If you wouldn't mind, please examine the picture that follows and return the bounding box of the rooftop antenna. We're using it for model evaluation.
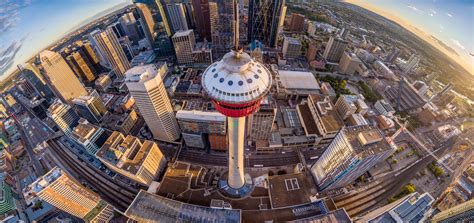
[232,0,241,53]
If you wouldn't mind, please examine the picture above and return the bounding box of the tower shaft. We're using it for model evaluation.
[227,116,246,189]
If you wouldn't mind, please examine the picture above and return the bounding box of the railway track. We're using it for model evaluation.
[47,139,138,211]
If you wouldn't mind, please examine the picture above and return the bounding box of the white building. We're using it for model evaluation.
[323,36,348,63]
[311,125,394,191]
[374,99,395,117]
[373,60,395,80]
[70,119,107,155]
[48,100,80,137]
[39,50,87,102]
[125,64,181,142]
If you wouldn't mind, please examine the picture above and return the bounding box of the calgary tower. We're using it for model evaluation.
[201,0,272,196]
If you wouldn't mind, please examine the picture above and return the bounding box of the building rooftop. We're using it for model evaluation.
[125,190,241,223]
[297,104,318,136]
[342,125,393,157]
[278,70,320,90]
[176,110,226,122]
[96,132,161,175]
[70,120,102,144]
[124,64,160,84]
[267,173,316,208]
[172,29,194,38]
[285,37,301,45]
[310,95,344,135]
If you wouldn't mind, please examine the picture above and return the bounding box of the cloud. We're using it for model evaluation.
[0,36,27,76]
[407,5,420,12]
[0,0,33,34]
[450,39,465,50]
[430,9,437,15]
[445,13,453,18]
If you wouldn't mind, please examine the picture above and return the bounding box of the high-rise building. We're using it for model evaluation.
[311,125,394,191]
[48,100,80,137]
[374,99,395,117]
[39,50,88,103]
[82,42,103,73]
[72,94,107,124]
[306,42,318,62]
[248,0,285,48]
[66,49,97,83]
[338,52,361,75]
[108,21,127,38]
[385,47,400,64]
[323,36,348,63]
[282,37,302,59]
[432,199,474,223]
[192,41,213,65]
[135,3,156,47]
[119,12,142,43]
[400,54,420,73]
[335,95,368,120]
[70,119,110,155]
[247,100,276,142]
[24,167,114,221]
[165,3,189,32]
[210,0,235,57]
[249,40,264,62]
[125,64,181,142]
[172,29,196,65]
[289,13,305,32]
[385,78,427,112]
[18,64,55,99]
[176,110,226,149]
[96,132,167,185]
[90,28,131,78]
[192,0,211,41]
[118,36,135,61]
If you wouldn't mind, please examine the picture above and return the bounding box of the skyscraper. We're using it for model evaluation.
[172,29,196,65]
[248,0,285,48]
[90,28,132,78]
[311,125,394,191]
[66,49,97,83]
[165,3,189,32]
[289,13,305,32]
[18,64,55,99]
[192,0,211,41]
[135,3,156,47]
[125,64,181,142]
[48,100,80,137]
[24,167,114,221]
[323,35,348,63]
[72,95,107,124]
[247,101,276,143]
[401,54,420,73]
[385,47,400,64]
[39,50,88,103]
[119,12,142,43]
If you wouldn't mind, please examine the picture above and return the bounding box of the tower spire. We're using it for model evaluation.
[233,0,240,51]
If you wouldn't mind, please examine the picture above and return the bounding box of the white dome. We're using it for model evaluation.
[202,50,272,104]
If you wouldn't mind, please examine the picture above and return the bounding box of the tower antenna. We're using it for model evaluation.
[233,0,240,51]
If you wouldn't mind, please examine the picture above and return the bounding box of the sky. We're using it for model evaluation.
[347,0,474,75]
[0,0,130,81]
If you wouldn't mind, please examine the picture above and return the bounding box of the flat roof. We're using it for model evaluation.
[267,173,315,208]
[278,70,320,90]
[342,125,392,157]
[297,104,318,136]
[172,29,194,38]
[176,110,226,122]
[125,190,241,223]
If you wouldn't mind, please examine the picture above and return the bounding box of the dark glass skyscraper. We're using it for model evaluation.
[248,0,285,48]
